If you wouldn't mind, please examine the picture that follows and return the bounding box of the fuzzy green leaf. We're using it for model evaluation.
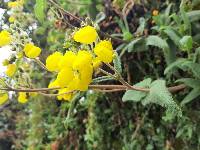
[164,28,181,47]
[187,10,200,22]
[135,17,146,35]
[122,78,152,102]
[146,35,175,64]
[182,61,200,79]
[193,47,200,62]
[143,80,182,119]
[180,1,191,34]
[181,88,200,105]
[176,78,200,88]
[179,36,193,51]
[146,35,169,50]
[113,52,122,74]
[164,58,187,75]
[126,38,147,52]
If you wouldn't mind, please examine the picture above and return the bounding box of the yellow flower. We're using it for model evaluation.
[0,30,12,47]
[9,16,15,23]
[5,64,16,77]
[8,0,23,8]
[73,26,98,44]
[73,50,92,71]
[94,40,114,63]
[8,1,19,8]
[152,10,159,16]
[29,92,38,97]
[48,79,59,88]
[46,52,63,72]
[57,88,73,101]
[0,93,8,105]
[23,43,41,58]
[18,92,28,104]
[56,50,93,91]
[57,68,74,88]
[92,57,101,69]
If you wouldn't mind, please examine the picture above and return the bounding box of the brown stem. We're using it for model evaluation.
[0,84,186,93]
[39,90,75,97]
[48,0,82,22]
[48,0,126,43]
[0,87,60,92]
[93,89,125,92]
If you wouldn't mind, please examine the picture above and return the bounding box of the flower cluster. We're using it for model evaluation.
[0,28,41,105]
[46,25,114,101]
[0,25,114,104]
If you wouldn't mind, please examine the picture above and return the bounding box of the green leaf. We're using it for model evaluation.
[164,58,187,75]
[179,36,193,51]
[146,35,169,50]
[126,38,147,53]
[165,59,200,78]
[165,3,172,17]
[122,78,152,102]
[113,52,122,74]
[176,124,193,139]
[193,47,200,63]
[143,80,182,119]
[182,61,200,79]
[187,10,200,22]
[135,17,146,35]
[146,35,175,64]
[176,78,200,88]
[170,13,182,26]
[164,27,181,47]
[34,0,47,23]
[180,1,191,34]
[164,3,173,24]
[181,88,200,105]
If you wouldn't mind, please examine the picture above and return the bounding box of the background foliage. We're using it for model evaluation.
[1,0,200,149]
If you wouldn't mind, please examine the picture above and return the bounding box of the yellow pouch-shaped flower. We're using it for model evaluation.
[94,40,114,63]
[57,88,73,101]
[5,64,16,77]
[46,52,63,72]
[18,92,28,104]
[24,43,41,58]
[0,30,12,47]
[73,26,98,44]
